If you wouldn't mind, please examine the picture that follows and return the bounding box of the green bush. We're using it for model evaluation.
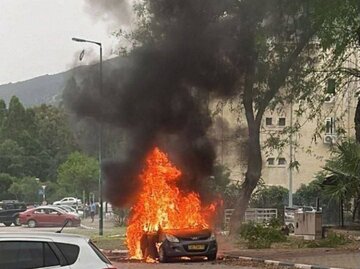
[304,232,348,248]
[239,219,287,249]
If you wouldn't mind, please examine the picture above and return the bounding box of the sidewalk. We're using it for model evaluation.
[217,236,360,269]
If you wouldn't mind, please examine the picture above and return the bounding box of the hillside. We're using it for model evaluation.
[0,57,121,107]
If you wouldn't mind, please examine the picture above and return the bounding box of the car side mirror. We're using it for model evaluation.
[57,212,62,216]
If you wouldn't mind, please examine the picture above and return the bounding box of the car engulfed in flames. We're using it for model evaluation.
[125,147,218,262]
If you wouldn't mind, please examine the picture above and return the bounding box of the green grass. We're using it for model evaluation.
[63,225,127,250]
[91,234,127,250]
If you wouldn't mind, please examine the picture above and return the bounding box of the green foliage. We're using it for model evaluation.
[239,220,287,249]
[57,152,99,199]
[0,173,16,200]
[2,96,27,140]
[208,164,232,197]
[0,98,80,201]
[8,177,39,203]
[293,178,324,207]
[251,185,288,209]
[303,232,348,248]
[0,139,25,177]
[223,183,242,208]
[323,139,360,200]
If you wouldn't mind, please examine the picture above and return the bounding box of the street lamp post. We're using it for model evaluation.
[72,37,104,236]
[42,185,46,205]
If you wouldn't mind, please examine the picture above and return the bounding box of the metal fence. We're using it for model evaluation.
[224,208,278,231]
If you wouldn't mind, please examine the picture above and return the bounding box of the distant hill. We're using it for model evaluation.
[0,72,70,107]
[0,57,121,107]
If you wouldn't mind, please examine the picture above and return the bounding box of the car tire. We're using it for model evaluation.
[158,246,168,263]
[14,216,21,226]
[207,253,217,261]
[66,220,73,227]
[28,219,37,228]
[4,222,12,227]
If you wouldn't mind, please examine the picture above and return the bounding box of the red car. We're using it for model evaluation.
[19,206,81,228]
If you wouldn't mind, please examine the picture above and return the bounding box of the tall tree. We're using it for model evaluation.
[31,105,78,180]
[57,152,99,199]
[2,96,27,141]
[0,139,25,177]
[0,173,16,200]
[0,99,6,129]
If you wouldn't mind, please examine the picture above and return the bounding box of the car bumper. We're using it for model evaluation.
[161,239,217,258]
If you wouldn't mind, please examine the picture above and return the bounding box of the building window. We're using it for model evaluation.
[325,117,335,134]
[265,117,273,126]
[278,158,286,165]
[267,158,275,165]
[278,118,286,127]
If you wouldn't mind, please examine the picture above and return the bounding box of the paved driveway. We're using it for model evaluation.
[112,261,263,269]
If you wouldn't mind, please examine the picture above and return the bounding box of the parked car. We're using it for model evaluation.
[53,197,82,206]
[50,205,81,217]
[143,228,217,262]
[0,232,117,269]
[0,200,27,226]
[19,206,81,228]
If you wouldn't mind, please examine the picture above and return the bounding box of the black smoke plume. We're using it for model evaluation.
[64,1,243,207]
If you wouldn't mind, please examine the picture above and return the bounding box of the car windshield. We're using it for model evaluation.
[59,206,75,212]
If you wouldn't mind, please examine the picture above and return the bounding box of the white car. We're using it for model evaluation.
[0,232,117,269]
[54,205,82,216]
[53,197,82,206]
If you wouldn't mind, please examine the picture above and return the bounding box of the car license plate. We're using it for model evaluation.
[188,244,205,250]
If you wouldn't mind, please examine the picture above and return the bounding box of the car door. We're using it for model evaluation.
[0,240,71,269]
[48,208,66,226]
[33,209,48,226]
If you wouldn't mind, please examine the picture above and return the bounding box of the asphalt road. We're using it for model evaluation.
[112,262,259,269]
[0,223,80,233]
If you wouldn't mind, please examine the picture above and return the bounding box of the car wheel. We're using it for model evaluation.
[66,220,73,227]
[28,219,37,228]
[207,253,217,261]
[14,216,21,226]
[4,222,12,227]
[158,246,168,263]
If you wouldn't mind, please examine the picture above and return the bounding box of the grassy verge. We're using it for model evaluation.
[63,225,127,250]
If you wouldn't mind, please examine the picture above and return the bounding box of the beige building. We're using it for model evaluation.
[213,61,359,192]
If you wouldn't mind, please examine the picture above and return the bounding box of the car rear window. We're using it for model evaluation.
[55,242,80,265]
[88,240,111,264]
[0,241,60,269]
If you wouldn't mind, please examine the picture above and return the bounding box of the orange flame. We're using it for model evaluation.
[126,147,216,259]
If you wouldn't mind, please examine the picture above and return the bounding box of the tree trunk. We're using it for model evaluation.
[355,98,360,143]
[229,119,262,235]
[340,198,344,227]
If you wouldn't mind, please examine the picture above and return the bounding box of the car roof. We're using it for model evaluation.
[31,206,65,210]
[0,232,88,243]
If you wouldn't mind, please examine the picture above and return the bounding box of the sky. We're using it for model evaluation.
[0,0,127,85]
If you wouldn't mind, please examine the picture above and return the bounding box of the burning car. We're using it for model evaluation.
[156,228,217,262]
[125,148,219,263]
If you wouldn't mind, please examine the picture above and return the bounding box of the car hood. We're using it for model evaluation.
[162,228,212,239]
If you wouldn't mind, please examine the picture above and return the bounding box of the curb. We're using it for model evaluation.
[226,255,344,269]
